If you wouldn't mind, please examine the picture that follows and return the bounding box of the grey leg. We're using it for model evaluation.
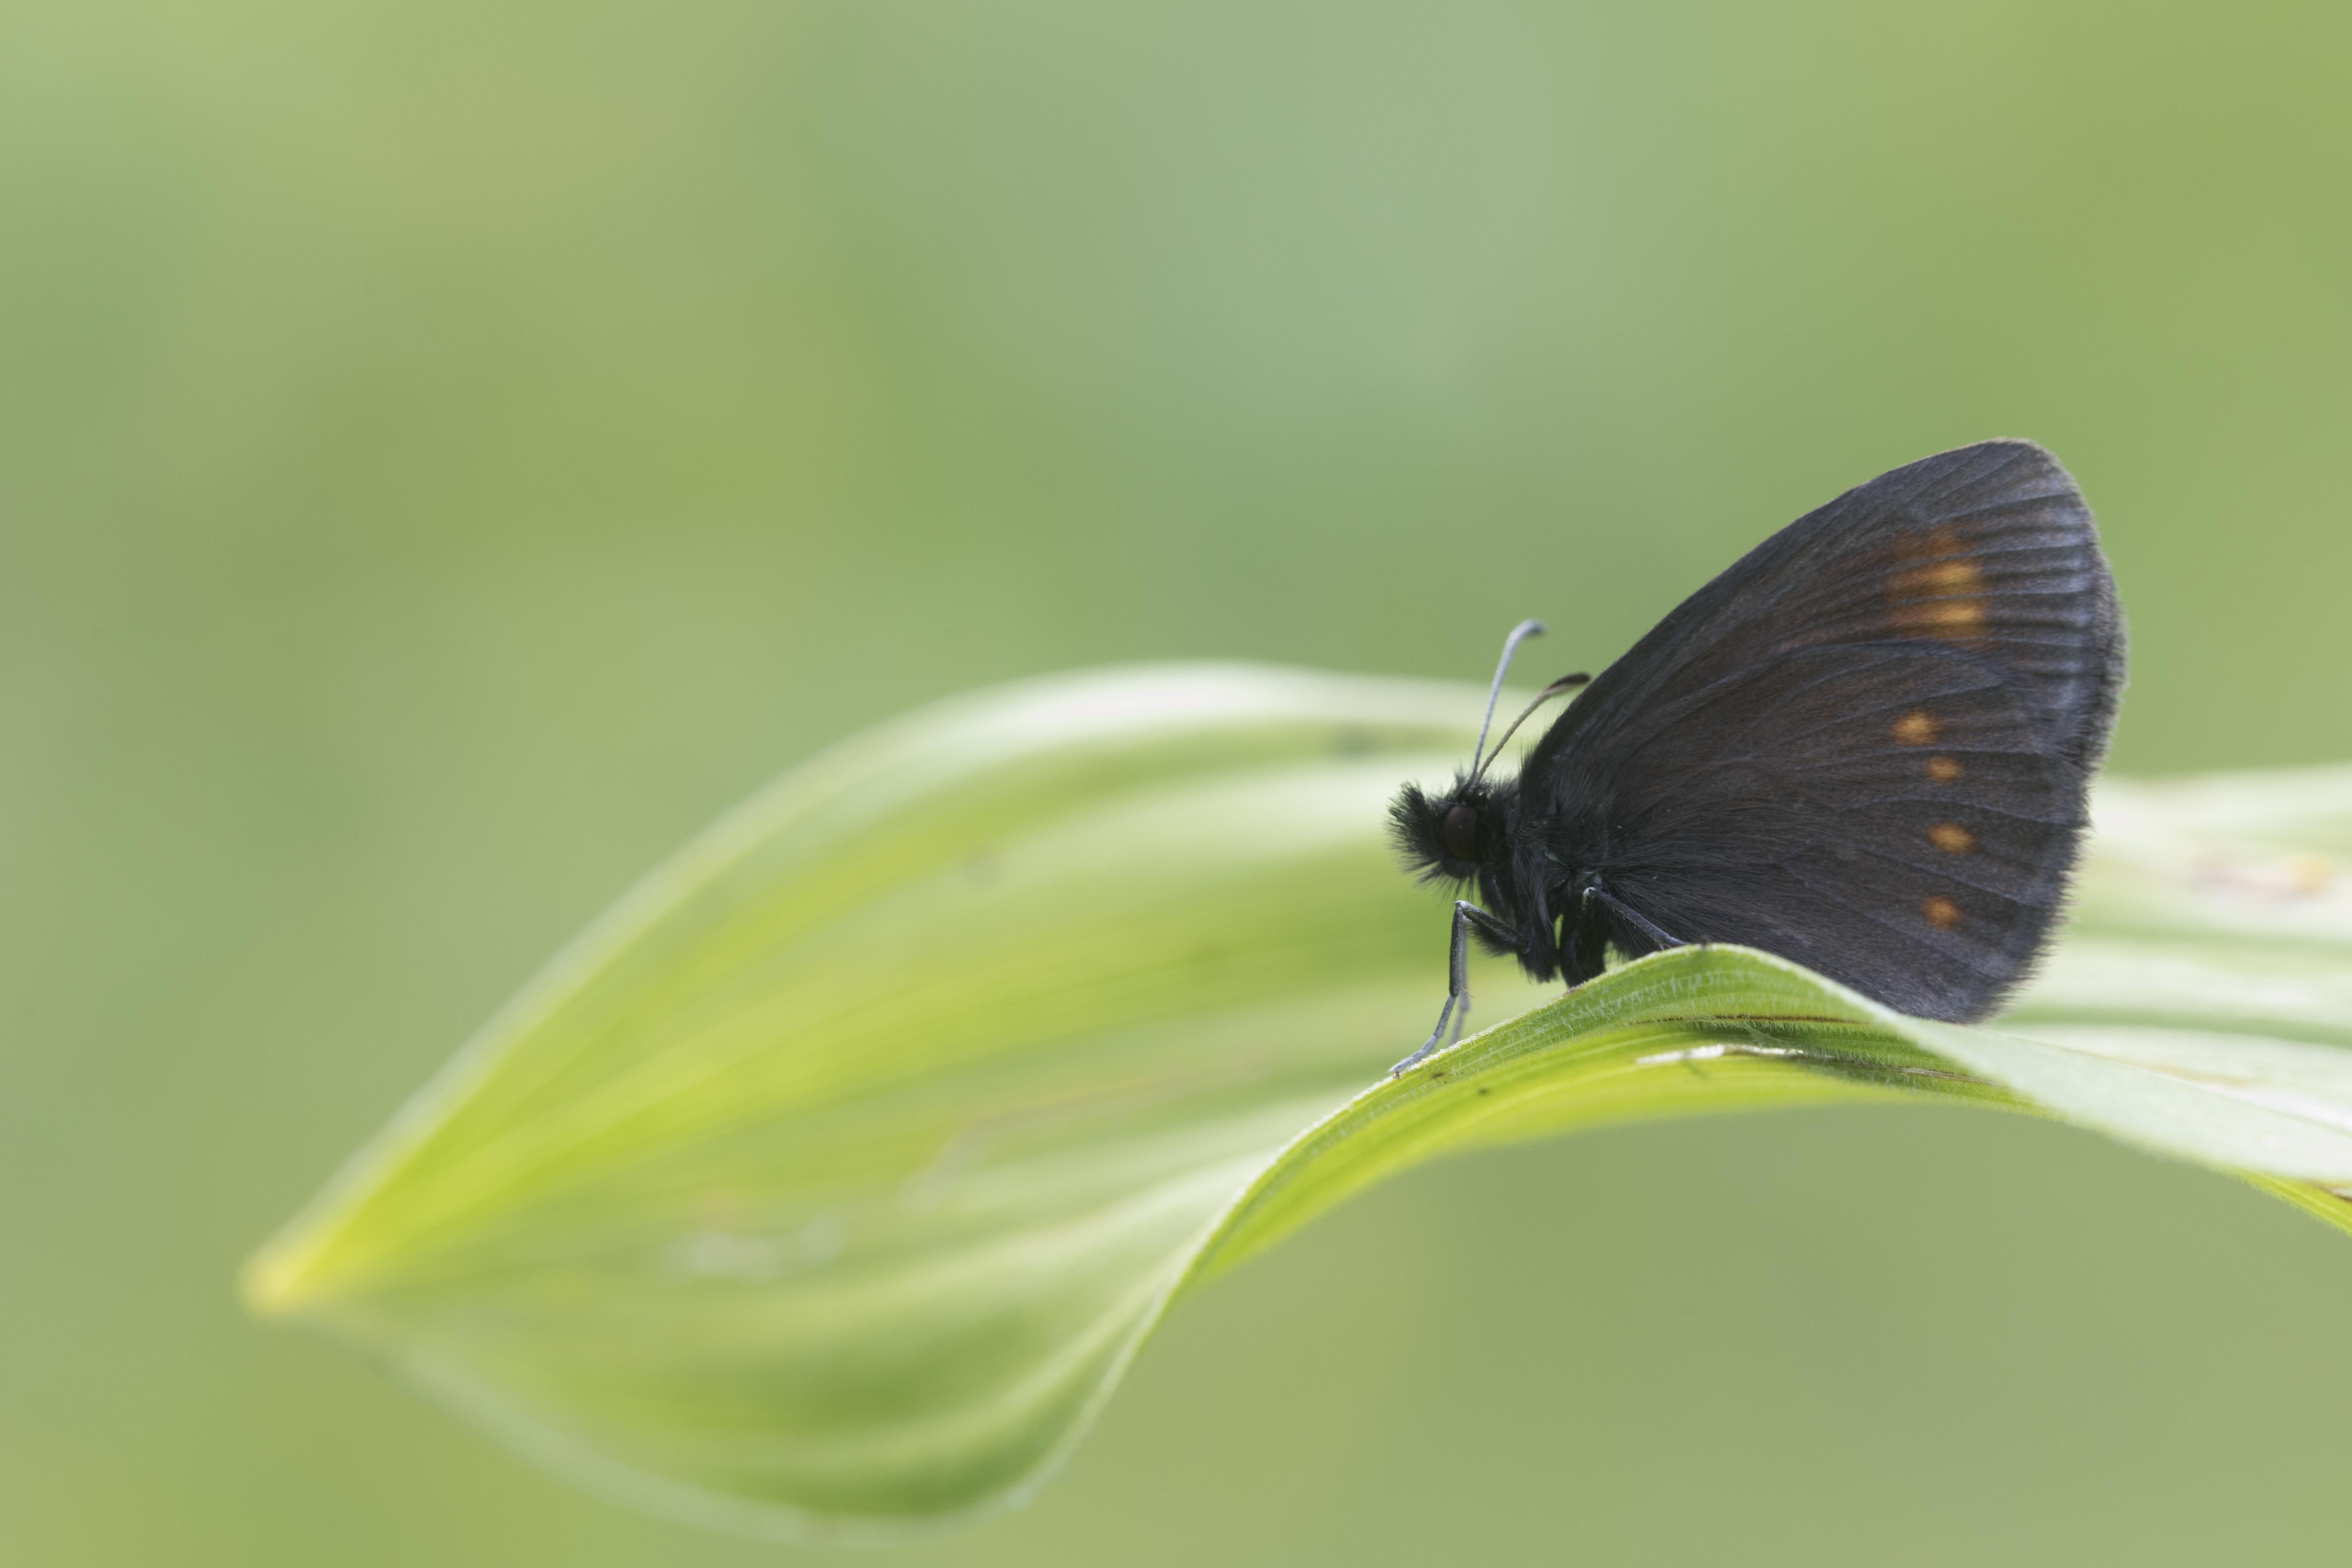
[1584,885,1682,950]
[1389,901,1517,1077]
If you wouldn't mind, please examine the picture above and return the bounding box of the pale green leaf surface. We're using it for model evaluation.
[244,668,2352,1540]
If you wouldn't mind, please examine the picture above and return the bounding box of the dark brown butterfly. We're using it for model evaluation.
[1388,439,2125,1073]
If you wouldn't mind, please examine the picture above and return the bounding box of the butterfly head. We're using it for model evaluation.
[1388,772,1511,886]
[1390,621,1584,892]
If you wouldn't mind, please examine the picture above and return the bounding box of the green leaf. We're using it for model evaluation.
[243,667,2352,1540]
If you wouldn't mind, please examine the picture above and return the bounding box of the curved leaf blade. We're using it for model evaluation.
[243,666,2352,1539]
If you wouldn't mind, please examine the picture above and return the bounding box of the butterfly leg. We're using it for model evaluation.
[1388,900,1517,1077]
[1584,886,1682,952]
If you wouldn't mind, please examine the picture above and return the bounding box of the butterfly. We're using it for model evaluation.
[1388,439,2125,1074]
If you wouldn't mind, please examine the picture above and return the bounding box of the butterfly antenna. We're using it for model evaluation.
[1465,619,1545,782]
[1474,672,1593,779]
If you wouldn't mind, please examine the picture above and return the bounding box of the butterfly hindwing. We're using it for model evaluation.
[1573,643,2080,1016]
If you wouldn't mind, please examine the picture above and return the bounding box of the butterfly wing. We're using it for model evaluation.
[1525,440,2123,1021]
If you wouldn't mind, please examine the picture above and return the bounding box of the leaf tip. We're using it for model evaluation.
[237,1225,334,1319]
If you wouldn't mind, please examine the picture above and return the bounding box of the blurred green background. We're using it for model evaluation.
[7,0,2352,1562]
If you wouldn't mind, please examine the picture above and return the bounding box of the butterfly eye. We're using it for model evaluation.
[1441,804,1479,860]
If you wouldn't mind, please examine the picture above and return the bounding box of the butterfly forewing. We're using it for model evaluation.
[1524,440,2123,1021]
[1530,441,2119,781]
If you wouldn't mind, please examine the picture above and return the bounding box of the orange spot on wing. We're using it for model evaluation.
[1927,822,1975,854]
[1892,710,1940,745]
[1925,756,1962,782]
[1887,527,1988,641]
[1920,896,1962,928]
